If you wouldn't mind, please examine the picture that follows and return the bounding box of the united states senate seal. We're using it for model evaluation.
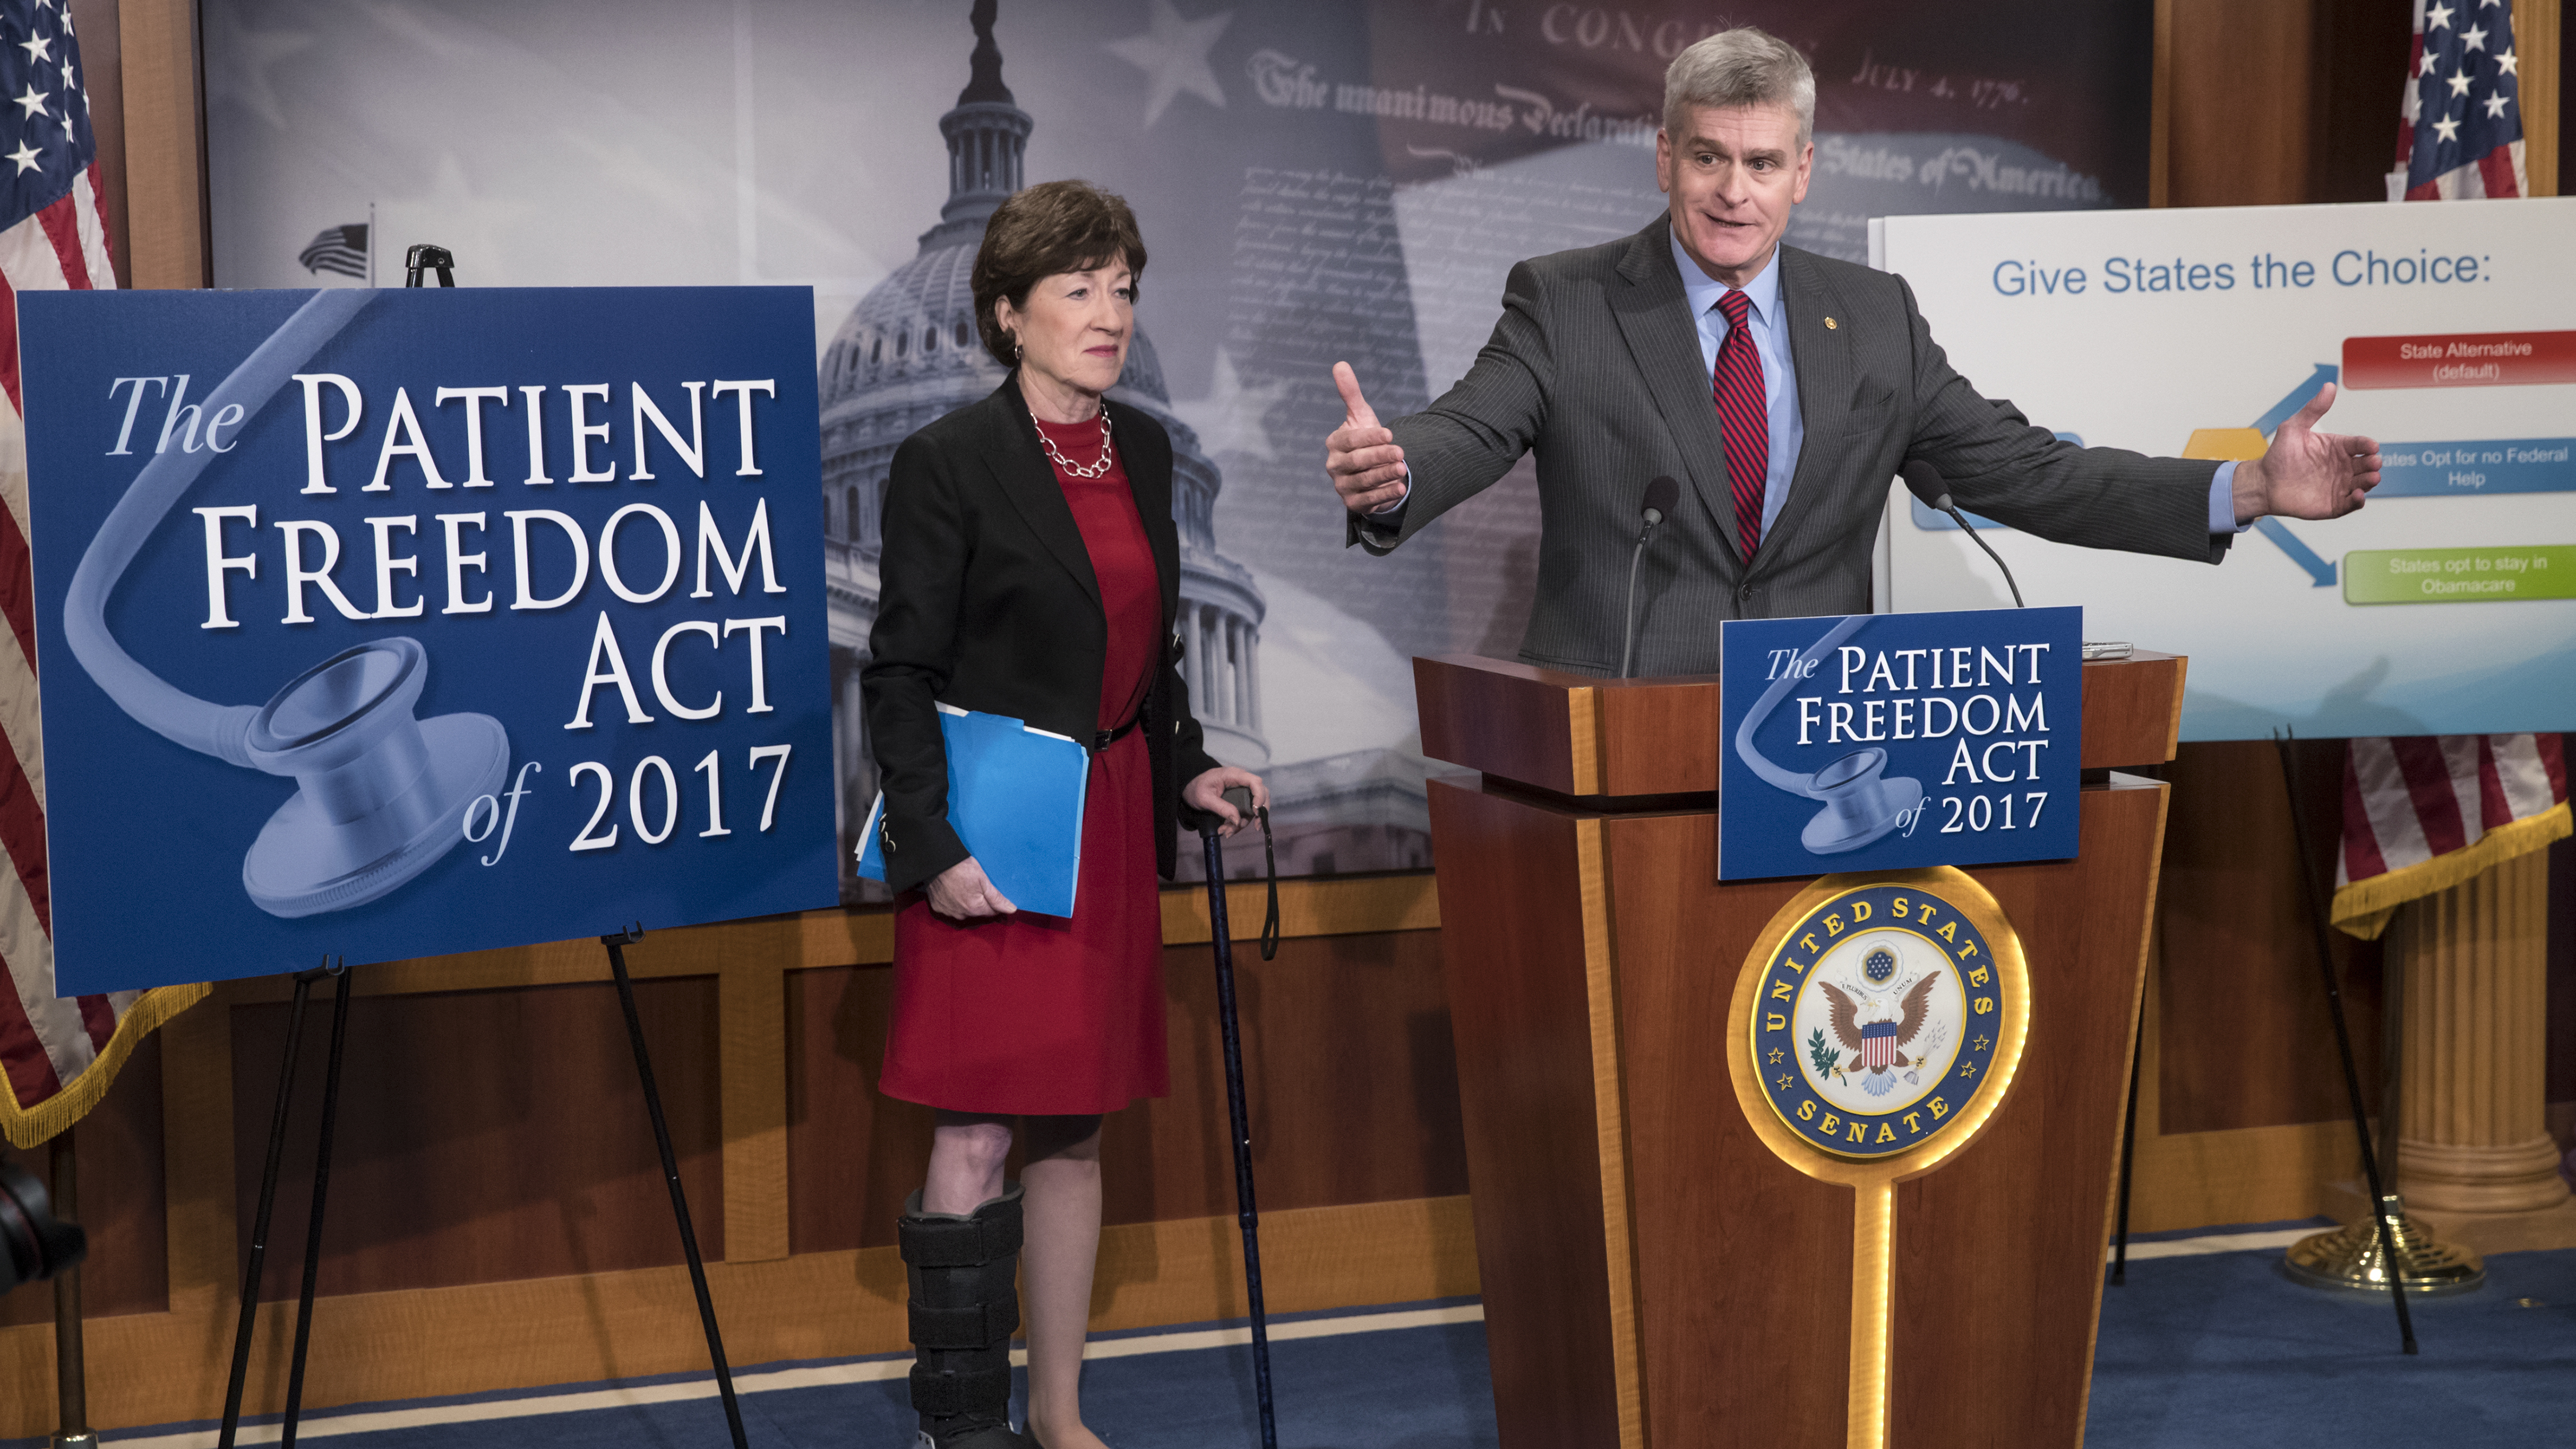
[1749,882,2010,1160]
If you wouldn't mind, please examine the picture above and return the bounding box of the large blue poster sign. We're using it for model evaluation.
[22,287,839,994]
[1720,607,2084,881]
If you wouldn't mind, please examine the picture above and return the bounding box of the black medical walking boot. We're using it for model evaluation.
[900,1183,1036,1448]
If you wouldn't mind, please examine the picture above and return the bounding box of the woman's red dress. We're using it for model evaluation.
[879,413,1171,1116]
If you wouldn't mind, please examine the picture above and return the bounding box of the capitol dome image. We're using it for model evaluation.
[816,1,1267,896]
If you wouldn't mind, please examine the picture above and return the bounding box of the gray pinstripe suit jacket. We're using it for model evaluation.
[1353,216,2233,676]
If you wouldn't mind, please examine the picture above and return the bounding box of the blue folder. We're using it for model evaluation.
[853,704,1090,917]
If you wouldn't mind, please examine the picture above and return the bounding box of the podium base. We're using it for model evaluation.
[2283,1196,2485,1297]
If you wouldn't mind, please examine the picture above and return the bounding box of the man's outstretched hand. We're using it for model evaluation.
[2233,382,2382,524]
[1327,361,1408,516]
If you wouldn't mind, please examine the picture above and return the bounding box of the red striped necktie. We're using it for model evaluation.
[1713,288,1767,563]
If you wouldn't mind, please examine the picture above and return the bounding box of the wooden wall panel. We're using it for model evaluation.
[2163,0,2316,207]
[785,930,1466,1254]
[2307,0,2418,202]
[0,1036,166,1327]
[2156,741,2381,1135]
[227,980,724,1301]
[114,0,203,287]
[69,0,132,286]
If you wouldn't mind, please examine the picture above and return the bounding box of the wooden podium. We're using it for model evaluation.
[1416,651,2186,1449]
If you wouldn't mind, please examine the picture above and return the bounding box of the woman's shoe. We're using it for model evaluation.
[900,1184,1036,1448]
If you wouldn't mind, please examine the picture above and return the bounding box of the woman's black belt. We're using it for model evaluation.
[1091,714,1141,753]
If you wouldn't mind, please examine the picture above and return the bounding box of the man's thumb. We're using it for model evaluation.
[1333,361,1377,428]
[2290,381,2336,429]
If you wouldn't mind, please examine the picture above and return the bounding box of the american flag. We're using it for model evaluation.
[0,0,206,1149]
[298,223,370,280]
[2392,0,2524,200]
[2332,1,2566,939]
[2333,736,2567,937]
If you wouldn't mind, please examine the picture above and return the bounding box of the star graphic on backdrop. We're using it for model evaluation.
[1973,1035,1991,1052]
[6,139,41,174]
[1776,1075,1793,1091]
[2420,50,2439,77]
[1768,1048,1785,1065]
[2424,2,2455,29]
[2434,114,2462,143]
[2498,49,2519,76]
[1959,1062,1978,1079]
[2484,93,2512,119]
[13,85,46,121]
[1170,346,1286,459]
[18,30,53,64]
[2463,24,2488,51]
[1105,0,1231,129]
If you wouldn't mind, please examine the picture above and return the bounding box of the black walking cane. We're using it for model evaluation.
[1198,787,1281,1449]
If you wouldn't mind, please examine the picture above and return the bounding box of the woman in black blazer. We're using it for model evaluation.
[862,180,1265,1449]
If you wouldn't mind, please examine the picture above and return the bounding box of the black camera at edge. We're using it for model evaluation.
[0,1158,86,1296]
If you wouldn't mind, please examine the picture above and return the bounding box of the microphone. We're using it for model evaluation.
[1620,476,1682,678]
[1903,460,2024,608]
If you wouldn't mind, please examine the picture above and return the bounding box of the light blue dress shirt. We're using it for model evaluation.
[1373,236,2248,536]
[1673,232,1800,540]
[1668,232,2247,538]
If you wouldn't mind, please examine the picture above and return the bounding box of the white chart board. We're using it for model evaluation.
[1875,198,2576,740]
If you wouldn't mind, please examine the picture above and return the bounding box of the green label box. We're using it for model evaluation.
[2343,546,2576,605]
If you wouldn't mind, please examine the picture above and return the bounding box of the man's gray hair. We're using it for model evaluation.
[1664,27,1815,146]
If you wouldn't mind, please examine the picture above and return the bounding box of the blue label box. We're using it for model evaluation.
[23,287,841,993]
[1720,607,2085,881]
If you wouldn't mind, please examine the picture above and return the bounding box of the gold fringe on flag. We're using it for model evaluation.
[1,983,211,1150]
[2329,800,2573,941]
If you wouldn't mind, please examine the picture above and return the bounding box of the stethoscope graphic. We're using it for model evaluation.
[60,289,510,918]
[1733,614,1923,855]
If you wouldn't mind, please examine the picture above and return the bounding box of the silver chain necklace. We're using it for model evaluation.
[1038,412,1116,479]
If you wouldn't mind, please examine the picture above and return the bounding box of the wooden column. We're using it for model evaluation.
[2389,849,2572,1214]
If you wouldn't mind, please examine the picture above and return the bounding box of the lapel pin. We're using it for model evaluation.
[1824,317,1839,330]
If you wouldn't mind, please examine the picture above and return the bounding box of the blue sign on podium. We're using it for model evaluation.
[1719,607,2085,881]
[22,287,840,993]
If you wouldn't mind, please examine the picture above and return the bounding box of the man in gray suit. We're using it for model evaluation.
[1327,27,2380,677]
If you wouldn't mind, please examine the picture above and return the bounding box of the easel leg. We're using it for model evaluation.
[2274,734,2417,1354]
[2111,1022,2143,1286]
[221,969,320,1448]
[600,926,749,1449]
[280,965,354,1448]
[50,1128,93,1449]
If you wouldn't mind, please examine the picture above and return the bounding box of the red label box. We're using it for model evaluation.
[2342,330,2576,389]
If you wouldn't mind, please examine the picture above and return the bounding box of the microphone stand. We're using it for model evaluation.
[1620,531,1652,678]
[1941,503,2024,608]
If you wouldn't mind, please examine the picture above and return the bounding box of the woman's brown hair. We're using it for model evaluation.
[971,179,1148,368]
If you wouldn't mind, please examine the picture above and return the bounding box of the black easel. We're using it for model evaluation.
[2275,730,2417,1354]
[600,925,749,1448]
[211,933,752,1447]
[191,245,744,1439]
[219,958,352,1449]
[403,244,456,287]
[51,1126,93,1449]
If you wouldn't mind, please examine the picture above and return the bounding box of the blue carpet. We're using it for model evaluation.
[2085,1247,2576,1447]
[17,1243,2573,1447]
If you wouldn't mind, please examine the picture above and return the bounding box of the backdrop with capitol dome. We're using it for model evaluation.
[200,0,2158,888]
